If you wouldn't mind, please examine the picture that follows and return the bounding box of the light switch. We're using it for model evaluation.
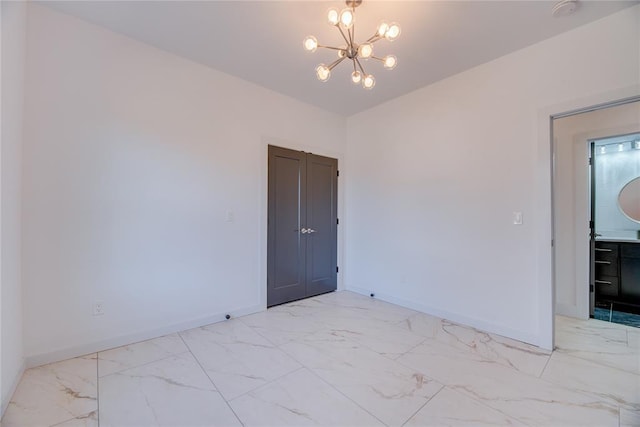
[226,211,235,223]
[513,211,523,225]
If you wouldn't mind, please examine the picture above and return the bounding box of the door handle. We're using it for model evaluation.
[300,228,308,234]
[307,228,316,234]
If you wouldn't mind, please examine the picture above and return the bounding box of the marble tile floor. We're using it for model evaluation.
[2,291,639,426]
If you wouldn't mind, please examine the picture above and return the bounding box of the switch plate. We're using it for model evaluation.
[225,211,235,223]
[92,301,105,316]
[513,211,523,225]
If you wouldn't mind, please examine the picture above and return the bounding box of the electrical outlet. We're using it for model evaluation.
[92,301,105,316]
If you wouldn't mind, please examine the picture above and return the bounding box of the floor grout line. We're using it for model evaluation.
[177,332,246,427]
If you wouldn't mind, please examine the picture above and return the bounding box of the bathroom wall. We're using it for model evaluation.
[595,138,640,239]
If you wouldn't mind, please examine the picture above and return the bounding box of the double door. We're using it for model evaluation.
[267,145,338,307]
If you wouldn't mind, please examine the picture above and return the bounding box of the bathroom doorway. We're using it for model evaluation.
[590,134,640,327]
[552,98,640,328]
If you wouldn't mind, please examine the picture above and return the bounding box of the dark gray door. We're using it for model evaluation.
[267,146,337,307]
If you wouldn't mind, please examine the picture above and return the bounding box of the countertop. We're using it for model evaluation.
[596,238,640,244]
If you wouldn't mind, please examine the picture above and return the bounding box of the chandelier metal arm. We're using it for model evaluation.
[355,57,367,76]
[327,56,347,71]
[337,26,351,46]
[318,45,344,51]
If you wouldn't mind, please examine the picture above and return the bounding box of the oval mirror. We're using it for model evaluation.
[618,176,640,223]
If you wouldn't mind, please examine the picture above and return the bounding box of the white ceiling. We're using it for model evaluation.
[40,1,638,116]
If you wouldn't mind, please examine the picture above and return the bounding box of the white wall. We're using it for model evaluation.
[1,0,26,415]
[22,5,346,365]
[553,102,640,319]
[345,6,640,349]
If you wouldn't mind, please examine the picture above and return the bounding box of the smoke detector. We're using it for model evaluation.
[552,0,578,17]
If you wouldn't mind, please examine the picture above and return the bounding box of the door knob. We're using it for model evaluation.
[308,228,316,234]
[300,228,308,234]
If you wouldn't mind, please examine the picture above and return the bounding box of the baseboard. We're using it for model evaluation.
[1,359,25,418]
[25,304,264,368]
[347,285,540,347]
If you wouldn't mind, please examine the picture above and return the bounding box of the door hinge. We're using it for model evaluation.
[337,170,339,177]
[590,284,594,292]
[589,220,594,229]
[336,266,339,273]
[337,218,339,225]
[589,157,593,165]
[551,239,554,247]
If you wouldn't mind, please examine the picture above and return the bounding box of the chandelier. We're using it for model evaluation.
[303,0,401,90]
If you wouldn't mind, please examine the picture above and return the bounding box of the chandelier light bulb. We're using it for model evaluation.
[362,74,375,89]
[383,55,397,69]
[327,8,339,26]
[303,35,318,52]
[339,8,354,28]
[385,23,401,41]
[377,22,389,37]
[351,70,362,84]
[316,64,331,82]
[358,43,373,59]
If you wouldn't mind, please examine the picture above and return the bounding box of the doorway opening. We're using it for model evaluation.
[590,133,640,328]
[551,98,640,334]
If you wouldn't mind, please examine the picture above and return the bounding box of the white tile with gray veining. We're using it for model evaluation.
[50,411,98,427]
[99,352,240,427]
[281,330,442,426]
[229,368,384,426]
[239,306,326,346]
[555,316,639,374]
[541,350,640,410]
[179,319,301,400]
[404,387,525,426]
[311,291,418,325]
[2,355,97,427]
[620,408,640,427]
[397,338,619,426]
[3,292,638,427]
[98,333,188,377]
[401,313,551,376]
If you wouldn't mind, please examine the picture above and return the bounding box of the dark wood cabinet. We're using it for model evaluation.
[595,241,640,306]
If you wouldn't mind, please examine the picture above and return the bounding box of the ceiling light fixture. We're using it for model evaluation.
[303,0,400,90]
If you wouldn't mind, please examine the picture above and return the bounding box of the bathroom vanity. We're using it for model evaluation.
[595,239,640,307]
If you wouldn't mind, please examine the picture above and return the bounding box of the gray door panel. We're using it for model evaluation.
[306,154,338,297]
[267,146,337,307]
[268,146,307,306]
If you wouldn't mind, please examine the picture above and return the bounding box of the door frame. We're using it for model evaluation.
[259,138,345,310]
[547,92,640,349]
